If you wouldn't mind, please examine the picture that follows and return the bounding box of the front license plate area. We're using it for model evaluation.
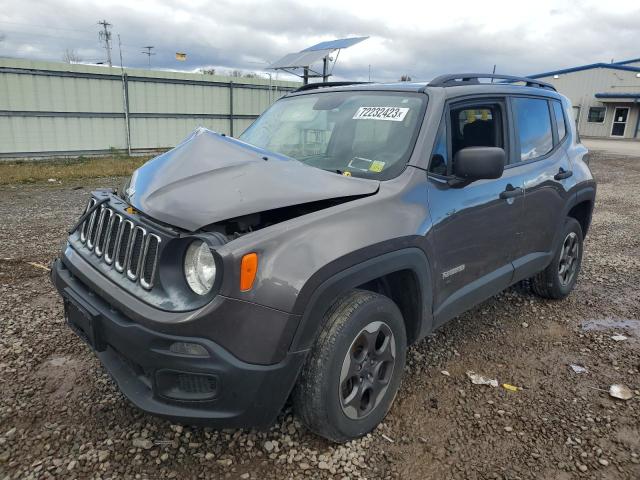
[65,298,101,350]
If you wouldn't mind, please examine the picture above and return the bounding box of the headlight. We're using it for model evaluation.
[184,240,216,295]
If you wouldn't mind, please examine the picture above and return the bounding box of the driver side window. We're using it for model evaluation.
[450,104,504,159]
[429,102,505,175]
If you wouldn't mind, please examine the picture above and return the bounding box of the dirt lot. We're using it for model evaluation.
[1,152,638,480]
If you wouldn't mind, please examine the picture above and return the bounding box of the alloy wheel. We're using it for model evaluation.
[339,321,396,420]
[558,231,580,286]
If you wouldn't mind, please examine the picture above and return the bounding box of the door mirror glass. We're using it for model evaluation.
[453,147,505,181]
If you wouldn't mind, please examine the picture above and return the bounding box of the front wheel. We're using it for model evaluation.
[531,217,584,299]
[293,290,407,443]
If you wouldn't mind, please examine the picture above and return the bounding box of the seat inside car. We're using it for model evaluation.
[462,120,495,148]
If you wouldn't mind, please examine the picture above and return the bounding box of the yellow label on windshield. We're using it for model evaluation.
[369,161,385,173]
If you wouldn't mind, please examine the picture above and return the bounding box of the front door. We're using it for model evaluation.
[611,107,629,137]
[426,98,523,325]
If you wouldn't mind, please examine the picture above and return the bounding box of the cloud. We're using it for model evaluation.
[1,0,639,82]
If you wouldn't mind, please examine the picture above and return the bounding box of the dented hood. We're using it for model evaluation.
[125,128,379,231]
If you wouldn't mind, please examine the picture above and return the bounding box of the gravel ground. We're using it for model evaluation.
[1,152,639,480]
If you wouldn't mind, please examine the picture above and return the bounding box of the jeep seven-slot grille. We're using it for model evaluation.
[77,199,161,290]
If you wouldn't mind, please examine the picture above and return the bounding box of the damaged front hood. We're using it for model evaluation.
[125,128,379,231]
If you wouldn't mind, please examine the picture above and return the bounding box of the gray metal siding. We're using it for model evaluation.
[535,68,640,139]
[0,58,298,156]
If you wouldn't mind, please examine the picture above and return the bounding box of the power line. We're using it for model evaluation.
[97,19,112,67]
[141,45,155,67]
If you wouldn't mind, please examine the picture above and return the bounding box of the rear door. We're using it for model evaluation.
[509,96,573,281]
[427,97,525,325]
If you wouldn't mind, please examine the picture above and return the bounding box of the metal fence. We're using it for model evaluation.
[0,58,299,158]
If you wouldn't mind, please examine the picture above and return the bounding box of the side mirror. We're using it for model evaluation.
[453,147,505,181]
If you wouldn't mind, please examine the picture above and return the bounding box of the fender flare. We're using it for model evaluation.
[550,182,596,252]
[289,245,433,352]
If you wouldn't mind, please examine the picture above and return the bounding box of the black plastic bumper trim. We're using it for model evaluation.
[51,259,307,428]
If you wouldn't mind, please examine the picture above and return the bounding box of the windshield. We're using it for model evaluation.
[240,91,426,180]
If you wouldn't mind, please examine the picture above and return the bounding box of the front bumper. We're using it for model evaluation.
[52,259,307,428]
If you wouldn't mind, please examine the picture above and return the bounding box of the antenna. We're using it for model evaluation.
[97,20,113,67]
[142,46,155,67]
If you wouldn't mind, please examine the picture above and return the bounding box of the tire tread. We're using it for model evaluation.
[293,290,401,442]
[530,217,583,300]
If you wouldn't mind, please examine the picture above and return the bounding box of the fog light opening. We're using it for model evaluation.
[169,341,209,357]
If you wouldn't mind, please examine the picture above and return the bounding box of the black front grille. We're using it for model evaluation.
[115,221,132,271]
[76,199,162,290]
[141,235,159,288]
[87,210,101,248]
[105,215,122,263]
[95,209,112,256]
[80,199,96,242]
[127,227,145,280]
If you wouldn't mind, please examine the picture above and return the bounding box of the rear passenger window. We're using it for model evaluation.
[513,97,553,161]
[552,101,567,141]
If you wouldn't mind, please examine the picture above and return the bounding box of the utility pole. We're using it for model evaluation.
[118,35,131,156]
[142,46,155,67]
[97,20,113,67]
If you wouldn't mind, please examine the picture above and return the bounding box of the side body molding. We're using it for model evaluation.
[289,247,434,352]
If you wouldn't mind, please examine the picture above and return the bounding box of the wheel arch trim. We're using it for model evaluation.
[289,245,433,352]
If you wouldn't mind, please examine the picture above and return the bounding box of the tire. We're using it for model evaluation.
[531,217,583,299]
[293,290,407,443]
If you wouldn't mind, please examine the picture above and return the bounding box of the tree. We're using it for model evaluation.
[227,69,260,78]
[399,74,412,82]
[199,68,216,75]
[63,49,82,64]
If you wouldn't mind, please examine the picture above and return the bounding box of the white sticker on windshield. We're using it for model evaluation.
[352,107,409,122]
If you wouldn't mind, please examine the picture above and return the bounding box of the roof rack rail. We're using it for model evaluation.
[428,73,556,91]
[294,81,371,92]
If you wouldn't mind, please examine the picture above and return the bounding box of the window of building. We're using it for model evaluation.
[552,100,567,141]
[513,97,553,161]
[587,107,606,123]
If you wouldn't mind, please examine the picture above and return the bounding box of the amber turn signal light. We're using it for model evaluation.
[240,253,258,291]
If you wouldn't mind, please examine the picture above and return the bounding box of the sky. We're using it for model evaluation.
[1,0,639,83]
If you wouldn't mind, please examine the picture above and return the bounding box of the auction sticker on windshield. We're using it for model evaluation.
[353,107,409,121]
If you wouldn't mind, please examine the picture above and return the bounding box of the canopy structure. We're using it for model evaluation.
[268,37,368,84]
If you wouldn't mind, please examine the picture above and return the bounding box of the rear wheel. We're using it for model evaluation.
[531,217,583,299]
[293,290,406,443]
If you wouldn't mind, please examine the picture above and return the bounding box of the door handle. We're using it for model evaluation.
[554,168,573,180]
[499,184,523,200]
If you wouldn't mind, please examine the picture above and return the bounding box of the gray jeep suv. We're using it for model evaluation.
[52,74,595,442]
